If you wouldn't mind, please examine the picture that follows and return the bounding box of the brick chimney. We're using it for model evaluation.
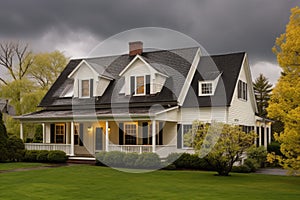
[129,41,143,56]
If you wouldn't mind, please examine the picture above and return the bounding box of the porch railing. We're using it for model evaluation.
[25,143,72,155]
[108,144,178,157]
[108,145,153,154]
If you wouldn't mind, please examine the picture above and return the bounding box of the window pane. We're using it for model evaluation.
[183,125,193,148]
[136,76,145,94]
[201,83,212,94]
[81,80,90,97]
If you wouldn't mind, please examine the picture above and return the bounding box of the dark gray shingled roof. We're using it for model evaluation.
[183,52,246,107]
[39,47,199,108]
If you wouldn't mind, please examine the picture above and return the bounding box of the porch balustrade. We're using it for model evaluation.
[25,143,72,155]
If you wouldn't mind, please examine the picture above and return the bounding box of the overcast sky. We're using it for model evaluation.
[0,0,298,85]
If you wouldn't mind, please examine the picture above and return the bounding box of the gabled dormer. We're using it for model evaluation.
[68,60,114,98]
[119,41,168,96]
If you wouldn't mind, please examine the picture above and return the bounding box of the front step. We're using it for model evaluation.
[67,156,96,165]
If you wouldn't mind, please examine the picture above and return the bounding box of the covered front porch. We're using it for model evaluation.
[18,107,180,158]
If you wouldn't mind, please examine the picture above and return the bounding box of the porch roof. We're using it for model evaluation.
[15,106,177,122]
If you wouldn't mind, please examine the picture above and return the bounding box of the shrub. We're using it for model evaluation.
[103,151,126,167]
[244,158,260,172]
[95,151,107,166]
[267,142,282,156]
[166,153,212,170]
[232,165,252,173]
[36,150,50,162]
[6,136,25,162]
[247,146,267,167]
[24,150,40,162]
[123,153,139,168]
[47,150,67,163]
[162,164,176,170]
[135,152,161,169]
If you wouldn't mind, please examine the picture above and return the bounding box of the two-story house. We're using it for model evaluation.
[17,41,271,159]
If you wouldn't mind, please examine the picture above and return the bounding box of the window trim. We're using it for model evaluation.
[80,79,90,98]
[198,81,214,96]
[182,124,193,149]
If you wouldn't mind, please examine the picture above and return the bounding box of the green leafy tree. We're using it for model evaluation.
[253,74,272,117]
[267,6,300,175]
[193,121,255,176]
[0,112,8,161]
[28,51,68,90]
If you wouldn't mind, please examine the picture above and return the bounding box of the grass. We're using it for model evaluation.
[0,162,48,171]
[0,164,299,200]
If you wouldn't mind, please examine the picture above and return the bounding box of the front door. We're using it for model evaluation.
[95,127,103,151]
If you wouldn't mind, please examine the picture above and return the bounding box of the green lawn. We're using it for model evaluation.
[0,165,299,200]
[0,162,48,171]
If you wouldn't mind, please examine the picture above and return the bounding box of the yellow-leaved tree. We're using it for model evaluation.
[268,6,300,175]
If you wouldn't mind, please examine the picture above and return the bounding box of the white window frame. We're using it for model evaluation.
[80,79,90,98]
[124,122,138,145]
[134,75,146,96]
[198,81,214,96]
[55,123,65,144]
[182,124,193,149]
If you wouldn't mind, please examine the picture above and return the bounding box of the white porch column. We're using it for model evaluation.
[20,122,24,140]
[66,123,70,144]
[264,123,267,148]
[268,124,271,144]
[42,123,46,143]
[259,124,262,147]
[70,121,75,156]
[105,121,109,152]
[152,120,156,153]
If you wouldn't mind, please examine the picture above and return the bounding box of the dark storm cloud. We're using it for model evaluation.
[0,0,298,64]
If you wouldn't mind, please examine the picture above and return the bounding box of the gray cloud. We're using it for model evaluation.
[0,0,298,82]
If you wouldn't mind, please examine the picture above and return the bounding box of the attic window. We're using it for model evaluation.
[130,75,151,95]
[81,80,90,97]
[199,82,213,96]
[80,79,93,98]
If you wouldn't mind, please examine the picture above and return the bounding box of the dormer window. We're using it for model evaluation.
[130,75,151,96]
[136,76,145,95]
[80,79,93,98]
[199,81,214,96]
[81,80,90,97]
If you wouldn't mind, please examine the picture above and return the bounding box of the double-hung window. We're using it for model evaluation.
[81,80,90,97]
[238,80,247,101]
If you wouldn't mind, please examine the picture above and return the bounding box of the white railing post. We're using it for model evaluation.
[152,120,156,153]
[105,121,109,152]
[70,121,75,156]
[42,123,46,144]
[20,122,24,140]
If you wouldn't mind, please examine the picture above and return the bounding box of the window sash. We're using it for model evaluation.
[124,123,137,145]
[136,76,145,95]
[55,124,65,144]
[201,83,213,94]
[81,80,90,97]
[182,124,193,148]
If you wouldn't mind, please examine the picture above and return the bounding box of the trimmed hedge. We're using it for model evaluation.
[47,150,67,163]
[24,150,67,163]
[166,153,213,171]
[96,151,161,169]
